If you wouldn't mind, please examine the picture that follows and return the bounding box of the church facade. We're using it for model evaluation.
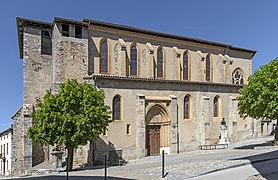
[13,16,272,175]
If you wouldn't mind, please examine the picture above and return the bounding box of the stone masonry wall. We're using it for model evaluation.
[12,26,53,175]
[23,27,52,104]
[54,40,88,82]
[52,23,88,83]
[11,107,24,175]
[91,78,257,161]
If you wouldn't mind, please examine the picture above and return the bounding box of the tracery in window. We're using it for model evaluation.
[112,95,122,120]
[232,69,244,85]
[100,40,108,73]
[130,44,138,76]
[183,52,189,80]
[206,54,211,81]
[157,47,164,78]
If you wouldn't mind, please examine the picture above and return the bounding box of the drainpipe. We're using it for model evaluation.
[177,104,179,154]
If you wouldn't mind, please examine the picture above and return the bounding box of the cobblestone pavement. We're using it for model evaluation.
[5,136,278,180]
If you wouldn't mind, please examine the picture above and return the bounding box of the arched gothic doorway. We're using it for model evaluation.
[145,104,170,156]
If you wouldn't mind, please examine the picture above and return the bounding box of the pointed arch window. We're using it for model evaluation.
[113,95,122,120]
[206,54,211,81]
[232,69,244,85]
[183,52,189,80]
[184,95,190,119]
[100,40,108,73]
[213,96,219,117]
[130,44,138,76]
[157,47,164,78]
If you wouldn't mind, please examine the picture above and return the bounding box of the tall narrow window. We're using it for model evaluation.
[232,69,244,85]
[62,24,69,37]
[157,47,164,78]
[183,52,189,80]
[6,143,8,155]
[75,26,82,38]
[100,40,108,73]
[127,124,131,135]
[113,95,121,120]
[213,96,219,117]
[184,95,190,119]
[130,44,138,76]
[41,30,52,55]
[206,54,211,81]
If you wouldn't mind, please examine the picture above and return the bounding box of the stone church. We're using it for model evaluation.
[12,16,272,175]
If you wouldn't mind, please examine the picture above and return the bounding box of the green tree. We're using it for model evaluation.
[238,58,278,143]
[28,79,111,170]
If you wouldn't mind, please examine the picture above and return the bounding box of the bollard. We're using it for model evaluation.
[162,150,165,178]
[105,154,107,180]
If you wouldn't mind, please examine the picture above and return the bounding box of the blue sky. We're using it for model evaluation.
[0,0,277,132]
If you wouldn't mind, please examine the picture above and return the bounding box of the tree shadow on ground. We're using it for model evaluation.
[60,164,120,173]
[232,149,278,162]
[12,175,133,180]
[232,148,278,180]
[234,140,273,149]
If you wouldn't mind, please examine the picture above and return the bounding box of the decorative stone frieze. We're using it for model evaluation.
[197,51,205,61]
[225,55,232,65]
[173,46,181,58]
[146,43,154,54]
[118,38,126,50]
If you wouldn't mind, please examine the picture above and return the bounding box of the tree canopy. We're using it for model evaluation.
[28,79,111,169]
[237,58,278,120]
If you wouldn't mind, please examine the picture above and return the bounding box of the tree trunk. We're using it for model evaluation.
[67,146,74,170]
[274,119,278,145]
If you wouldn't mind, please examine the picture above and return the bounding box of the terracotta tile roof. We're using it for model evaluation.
[16,16,256,59]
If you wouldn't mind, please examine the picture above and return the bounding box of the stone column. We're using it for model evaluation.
[169,95,178,154]
[136,94,146,159]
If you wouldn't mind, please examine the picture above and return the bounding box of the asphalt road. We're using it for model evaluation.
[190,158,278,180]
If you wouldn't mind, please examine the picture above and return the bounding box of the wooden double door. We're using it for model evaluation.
[146,125,160,156]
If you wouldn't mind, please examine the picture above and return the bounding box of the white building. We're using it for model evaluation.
[0,127,12,176]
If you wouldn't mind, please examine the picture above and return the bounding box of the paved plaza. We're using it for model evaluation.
[2,136,278,180]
